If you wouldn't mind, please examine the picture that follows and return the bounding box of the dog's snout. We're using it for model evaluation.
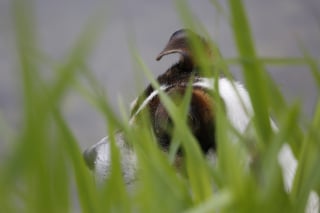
[83,147,97,170]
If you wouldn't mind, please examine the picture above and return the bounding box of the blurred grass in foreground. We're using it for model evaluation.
[0,0,320,212]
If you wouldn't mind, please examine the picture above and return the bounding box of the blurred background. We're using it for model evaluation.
[0,0,319,151]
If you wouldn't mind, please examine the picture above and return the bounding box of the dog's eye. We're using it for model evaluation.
[154,103,200,138]
[187,107,200,133]
[154,104,173,137]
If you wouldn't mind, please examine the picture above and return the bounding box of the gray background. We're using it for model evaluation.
[0,0,319,151]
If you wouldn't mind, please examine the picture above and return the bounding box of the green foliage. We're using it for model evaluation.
[1,0,319,212]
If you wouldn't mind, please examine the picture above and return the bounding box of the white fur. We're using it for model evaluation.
[194,77,253,133]
[307,191,320,213]
[94,133,137,184]
[278,144,298,191]
[132,85,169,118]
[278,145,319,212]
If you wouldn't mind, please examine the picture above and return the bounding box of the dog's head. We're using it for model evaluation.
[83,29,253,183]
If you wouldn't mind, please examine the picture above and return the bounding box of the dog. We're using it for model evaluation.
[83,29,318,212]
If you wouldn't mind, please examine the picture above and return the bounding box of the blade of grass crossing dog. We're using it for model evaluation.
[184,190,233,213]
[53,111,99,213]
[128,116,191,212]
[98,123,131,212]
[180,80,214,204]
[228,0,271,142]
[291,100,320,212]
[135,54,212,204]
[126,91,192,211]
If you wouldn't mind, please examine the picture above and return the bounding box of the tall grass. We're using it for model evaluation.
[1,0,319,212]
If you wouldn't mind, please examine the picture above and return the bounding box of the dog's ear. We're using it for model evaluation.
[156,29,211,70]
[156,29,196,68]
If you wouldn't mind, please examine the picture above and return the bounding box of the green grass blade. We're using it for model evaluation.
[134,53,213,204]
[53,110,100,213]
[228,0,271,142]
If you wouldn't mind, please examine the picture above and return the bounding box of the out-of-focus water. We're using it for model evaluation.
[0,0,319,151]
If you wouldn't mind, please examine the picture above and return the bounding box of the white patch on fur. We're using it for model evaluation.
[194,77,253,133]
[278,144,298,191]
[306,191,320,213]
[94,133,137,184]
[132,84,169,118]
[278,144,297,191]
[278,145,319,213]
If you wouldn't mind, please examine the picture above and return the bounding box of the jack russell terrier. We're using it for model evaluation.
[83,29,318,212]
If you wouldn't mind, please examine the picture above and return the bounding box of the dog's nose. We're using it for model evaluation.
[83,147,97,170]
